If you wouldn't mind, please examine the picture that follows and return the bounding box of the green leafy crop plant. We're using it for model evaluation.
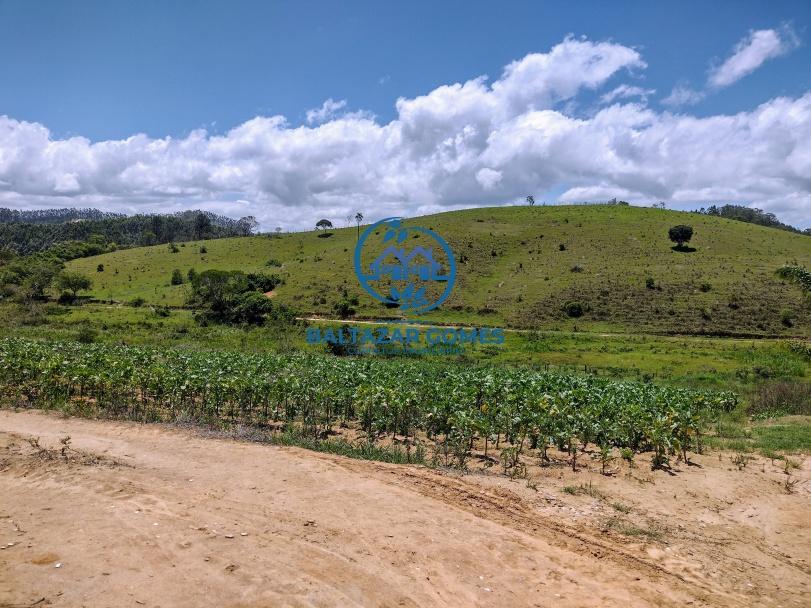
[0,338,737,470]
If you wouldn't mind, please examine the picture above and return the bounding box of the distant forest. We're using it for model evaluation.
[695,204,810,235]
[0,209,258,257]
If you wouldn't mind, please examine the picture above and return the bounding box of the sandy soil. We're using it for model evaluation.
[0,410,809,608]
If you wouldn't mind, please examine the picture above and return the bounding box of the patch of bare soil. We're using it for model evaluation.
[0,410,808,608]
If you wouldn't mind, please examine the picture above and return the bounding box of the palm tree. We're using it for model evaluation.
[354,212,364,240]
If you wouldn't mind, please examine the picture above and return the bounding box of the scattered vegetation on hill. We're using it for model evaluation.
[63,205,811,336]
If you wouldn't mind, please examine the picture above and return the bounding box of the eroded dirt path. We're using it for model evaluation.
[0,410,808,608]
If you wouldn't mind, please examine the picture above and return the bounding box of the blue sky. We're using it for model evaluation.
[0,0,810,228]
[2,0,809,140]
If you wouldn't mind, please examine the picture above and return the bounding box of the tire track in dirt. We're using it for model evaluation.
[329,458,737,607]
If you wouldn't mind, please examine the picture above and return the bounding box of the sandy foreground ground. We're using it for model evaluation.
[0,410,809,608]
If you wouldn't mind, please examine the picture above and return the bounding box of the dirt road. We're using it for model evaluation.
[1,410,808,608]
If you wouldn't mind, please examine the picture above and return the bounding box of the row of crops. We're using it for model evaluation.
[0,338,737,468]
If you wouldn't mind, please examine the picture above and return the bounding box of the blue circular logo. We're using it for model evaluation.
[354,217,456,315]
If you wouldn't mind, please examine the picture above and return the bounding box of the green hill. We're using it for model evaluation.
[67,205,811,336]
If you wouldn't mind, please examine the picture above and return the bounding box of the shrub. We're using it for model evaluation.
[788,341,811,359]
[570,265,584,273]
[334,300,356,319]
[128,297,146,307]
[229,292,274,325]
[776,265,811,291]
[199,246,207,254]
[699,283,711,292]
[645,277,655,290]
[266,258,282,268]
[558,243,566,251]
[170,269,184,285]
[96,264,104,272]
[76,327,98,344]
[563,301,584,318]
[780,310,794,327]
[168,243,180,253]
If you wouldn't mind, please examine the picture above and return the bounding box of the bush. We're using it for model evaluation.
[152,306,171,318]
[97,264,104,272]
[128,297,146,307]
[570,265,584,273]
[76,327,98,344]
[562,301,584,318]
[229,292,274,325]
[170,269,184,285]
[699,283,711,292]
[788,341,811,359]
[265,258,282,267]
[334,300,356,319]
[645,277,655,290]
[558,243,566,251]
[780,310,794,327]
[776,265,811,291]
[199,245,207,254]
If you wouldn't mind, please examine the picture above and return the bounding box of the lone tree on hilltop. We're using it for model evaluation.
[56,271,92,297]
[668,225,694,250]
[316,219,333,232]
[526,195,535,206]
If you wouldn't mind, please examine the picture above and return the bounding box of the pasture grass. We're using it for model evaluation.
[65,205,811,336]
[2,303,808,394]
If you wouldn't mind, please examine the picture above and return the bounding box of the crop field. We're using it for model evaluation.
[0,337,737,469]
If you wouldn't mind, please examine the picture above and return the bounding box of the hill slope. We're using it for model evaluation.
[67,205,811,336]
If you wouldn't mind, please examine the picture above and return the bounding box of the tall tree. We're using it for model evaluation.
[354,212,364,240]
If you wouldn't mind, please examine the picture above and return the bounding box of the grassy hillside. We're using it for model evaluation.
[67,204,811,336]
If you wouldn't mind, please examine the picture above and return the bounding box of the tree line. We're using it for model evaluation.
[695,204,810,235]
[0,209,258,256]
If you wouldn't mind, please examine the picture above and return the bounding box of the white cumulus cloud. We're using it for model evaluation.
[0,35,809,229]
